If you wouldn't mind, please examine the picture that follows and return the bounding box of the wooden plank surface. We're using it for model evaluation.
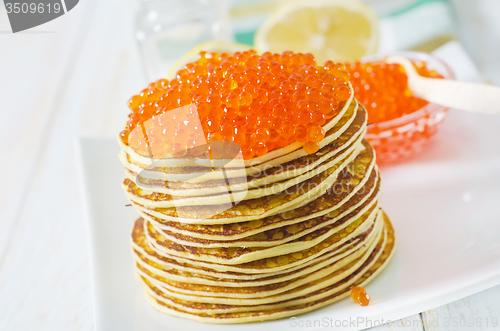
[0,1,89,260]
[0,0,142,329]
[0,0,499,330]
[423,286,500,331]
[371,315,425,331]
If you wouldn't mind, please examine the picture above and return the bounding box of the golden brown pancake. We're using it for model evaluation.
[136,224,381,303]
[119,100,363,184]
[118,85,395,324]
[146,169,380,247]
[129,140,375,224]
[119,94,355,169]
[122,142,362,208]
[133,226,379,287]
[134,212,394,323]
[144,199,378,263]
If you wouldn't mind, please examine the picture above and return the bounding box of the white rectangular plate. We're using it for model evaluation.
[77,109,500,331]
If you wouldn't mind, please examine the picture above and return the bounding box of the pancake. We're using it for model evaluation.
[136,212,395,323]
[123,113,365,196]
[118,89,354,169]
[119,50,396,323]
[136,223,381,299]
[146,176,380,252]
[135,219,382,302]
[133,211,377,275]
[141,156,378,242]
[144,168,379,247]
[131,222,374,281]
[132,224,379,287]
[122,140,362,208]
[150,177,379,248]
[124,133,361,208]
[145,201,378,265]
[119,100,363,184]
[130,140,375,224]
[122,128,392,322]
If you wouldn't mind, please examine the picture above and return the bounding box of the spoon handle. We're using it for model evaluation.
[410,77,500,115]
[385,55,500,115]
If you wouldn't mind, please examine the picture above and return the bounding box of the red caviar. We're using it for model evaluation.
[350,286,370,306]
[120,51,351,160]
[347,60,442,124]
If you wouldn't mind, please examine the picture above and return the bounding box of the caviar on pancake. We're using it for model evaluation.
[120,50,352,160]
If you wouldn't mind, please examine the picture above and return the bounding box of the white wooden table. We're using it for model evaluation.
[0,0,499,330]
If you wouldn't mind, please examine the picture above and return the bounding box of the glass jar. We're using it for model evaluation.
[362,51,455,164]
[135,0,230,82]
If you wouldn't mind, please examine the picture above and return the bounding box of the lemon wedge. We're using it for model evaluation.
[254,0,379,63]
[166,41,251,79]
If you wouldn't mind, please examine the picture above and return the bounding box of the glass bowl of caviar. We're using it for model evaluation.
[348,51,455,164]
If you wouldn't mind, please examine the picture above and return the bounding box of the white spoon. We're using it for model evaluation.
[385,55,500,115]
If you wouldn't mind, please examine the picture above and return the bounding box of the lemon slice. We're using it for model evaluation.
[254,0,379,63]
[166,41,252,79]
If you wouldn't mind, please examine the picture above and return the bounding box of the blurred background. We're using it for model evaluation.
[132,0,500,84]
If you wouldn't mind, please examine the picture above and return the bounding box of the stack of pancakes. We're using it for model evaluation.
[118,91,395,323]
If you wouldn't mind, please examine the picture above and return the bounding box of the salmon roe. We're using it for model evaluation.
[350,286,370,307]
[347,60,442,124]
[120,50,351,160]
